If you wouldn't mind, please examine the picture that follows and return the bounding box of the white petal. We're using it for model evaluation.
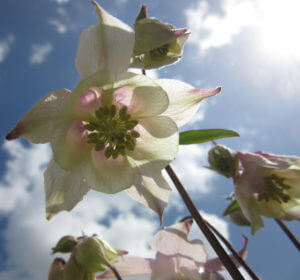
[76,2,135,79]
[85,150,139,194]
[6,89,71,143]
[126,170,172,223]
[127,116,178,172]
[156,79,221,127]
[44,160,90,220]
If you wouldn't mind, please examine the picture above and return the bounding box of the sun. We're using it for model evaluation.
[258,0,300,60]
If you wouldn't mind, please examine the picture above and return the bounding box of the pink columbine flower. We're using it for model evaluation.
[98,218,248,280]
[235,151,300,234]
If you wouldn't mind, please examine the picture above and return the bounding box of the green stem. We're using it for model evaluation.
[104,261,123,280]
[165,164,245,280]
[205,220,260,280]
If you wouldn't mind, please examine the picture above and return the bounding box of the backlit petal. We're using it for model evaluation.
[44,160,90,220]
[85,150,138,194]
[156,79,221,127]
[6,89,71,143]
[76,1,134,79]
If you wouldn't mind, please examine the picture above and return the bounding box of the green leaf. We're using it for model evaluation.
[179,129,239,145]
[223,200,241,216]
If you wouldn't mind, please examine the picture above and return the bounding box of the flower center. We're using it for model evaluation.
[85,105,140,159]
[258,174,291,204]
[149,43,169,58]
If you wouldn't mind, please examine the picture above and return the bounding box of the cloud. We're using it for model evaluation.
[29,43,53,65]
[114,0,128,7]
[0,34,15,63]
[48,19,68,34]
[0,141,158,279]
[51,0,69,4]
[185,0,258,53]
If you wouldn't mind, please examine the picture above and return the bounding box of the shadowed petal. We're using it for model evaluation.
[44,160,90,220]
[6,89,71,143]
[126,170,171,223]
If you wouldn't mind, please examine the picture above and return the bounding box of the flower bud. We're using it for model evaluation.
[208,144,239,178]
[48,258,65,280]
[52,235,78,254]
[75,236,121,273]
[64,250,96,280]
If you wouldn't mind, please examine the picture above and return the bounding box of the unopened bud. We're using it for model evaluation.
[52,235,78,254]
[75,236,121,273]
[48,258,65,280]
[208,144,239,178]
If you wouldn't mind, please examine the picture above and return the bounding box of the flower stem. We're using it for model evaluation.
[104,261,123,280]
[165,164,245,280]
[275,219,300,251]
[205,220,260,280]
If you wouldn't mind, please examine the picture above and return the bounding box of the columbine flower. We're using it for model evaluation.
[5,1,221,220]
[131,5,190,69]
[235,151,300,234]
[98,218,248,280]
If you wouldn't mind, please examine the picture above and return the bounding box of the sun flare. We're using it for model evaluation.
[258,0,300,60]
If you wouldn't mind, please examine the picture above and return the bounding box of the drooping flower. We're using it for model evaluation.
[131,5,190,69]
[98,218,248,280]
[5,1,221,221]
[235,151,300,234]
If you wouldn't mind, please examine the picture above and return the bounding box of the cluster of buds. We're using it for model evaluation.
[48,235,124,280]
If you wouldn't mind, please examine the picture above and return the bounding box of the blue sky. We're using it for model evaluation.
[0,0,300,279]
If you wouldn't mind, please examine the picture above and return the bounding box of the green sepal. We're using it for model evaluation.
[223,200,241,216]
[179,129,239,145]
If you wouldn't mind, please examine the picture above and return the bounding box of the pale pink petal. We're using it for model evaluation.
[6,89,71,143]
[50,121,90,171]
[74,87,103,117]
[113,86,134,109]
[150,219,207,264]
[98,256,154,278]
[156,79,221,127]
[204,236,248,272]
[151,253,177,280]
[85,150,138,194]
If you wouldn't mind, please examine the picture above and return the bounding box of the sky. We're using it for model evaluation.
[0,0,299,279]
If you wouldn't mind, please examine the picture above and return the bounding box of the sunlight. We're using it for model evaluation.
[258,0,300,60]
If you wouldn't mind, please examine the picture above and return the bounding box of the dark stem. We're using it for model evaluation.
[165,164,245,280]
[104,261,123,280]
[142,69,146,75]
[206,220,260,280]
[275,219,300,251]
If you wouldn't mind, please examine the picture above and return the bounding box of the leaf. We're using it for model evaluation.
[179,129,239,145]
[223,200,241,216]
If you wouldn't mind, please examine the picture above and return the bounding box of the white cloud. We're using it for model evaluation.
[51,0,69,4]
[29,43,53,65]
[48,19,68,34]
[0,141,158,279]
[185,0,258,53]
[114,0,128,7]
[0,34,15,63]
